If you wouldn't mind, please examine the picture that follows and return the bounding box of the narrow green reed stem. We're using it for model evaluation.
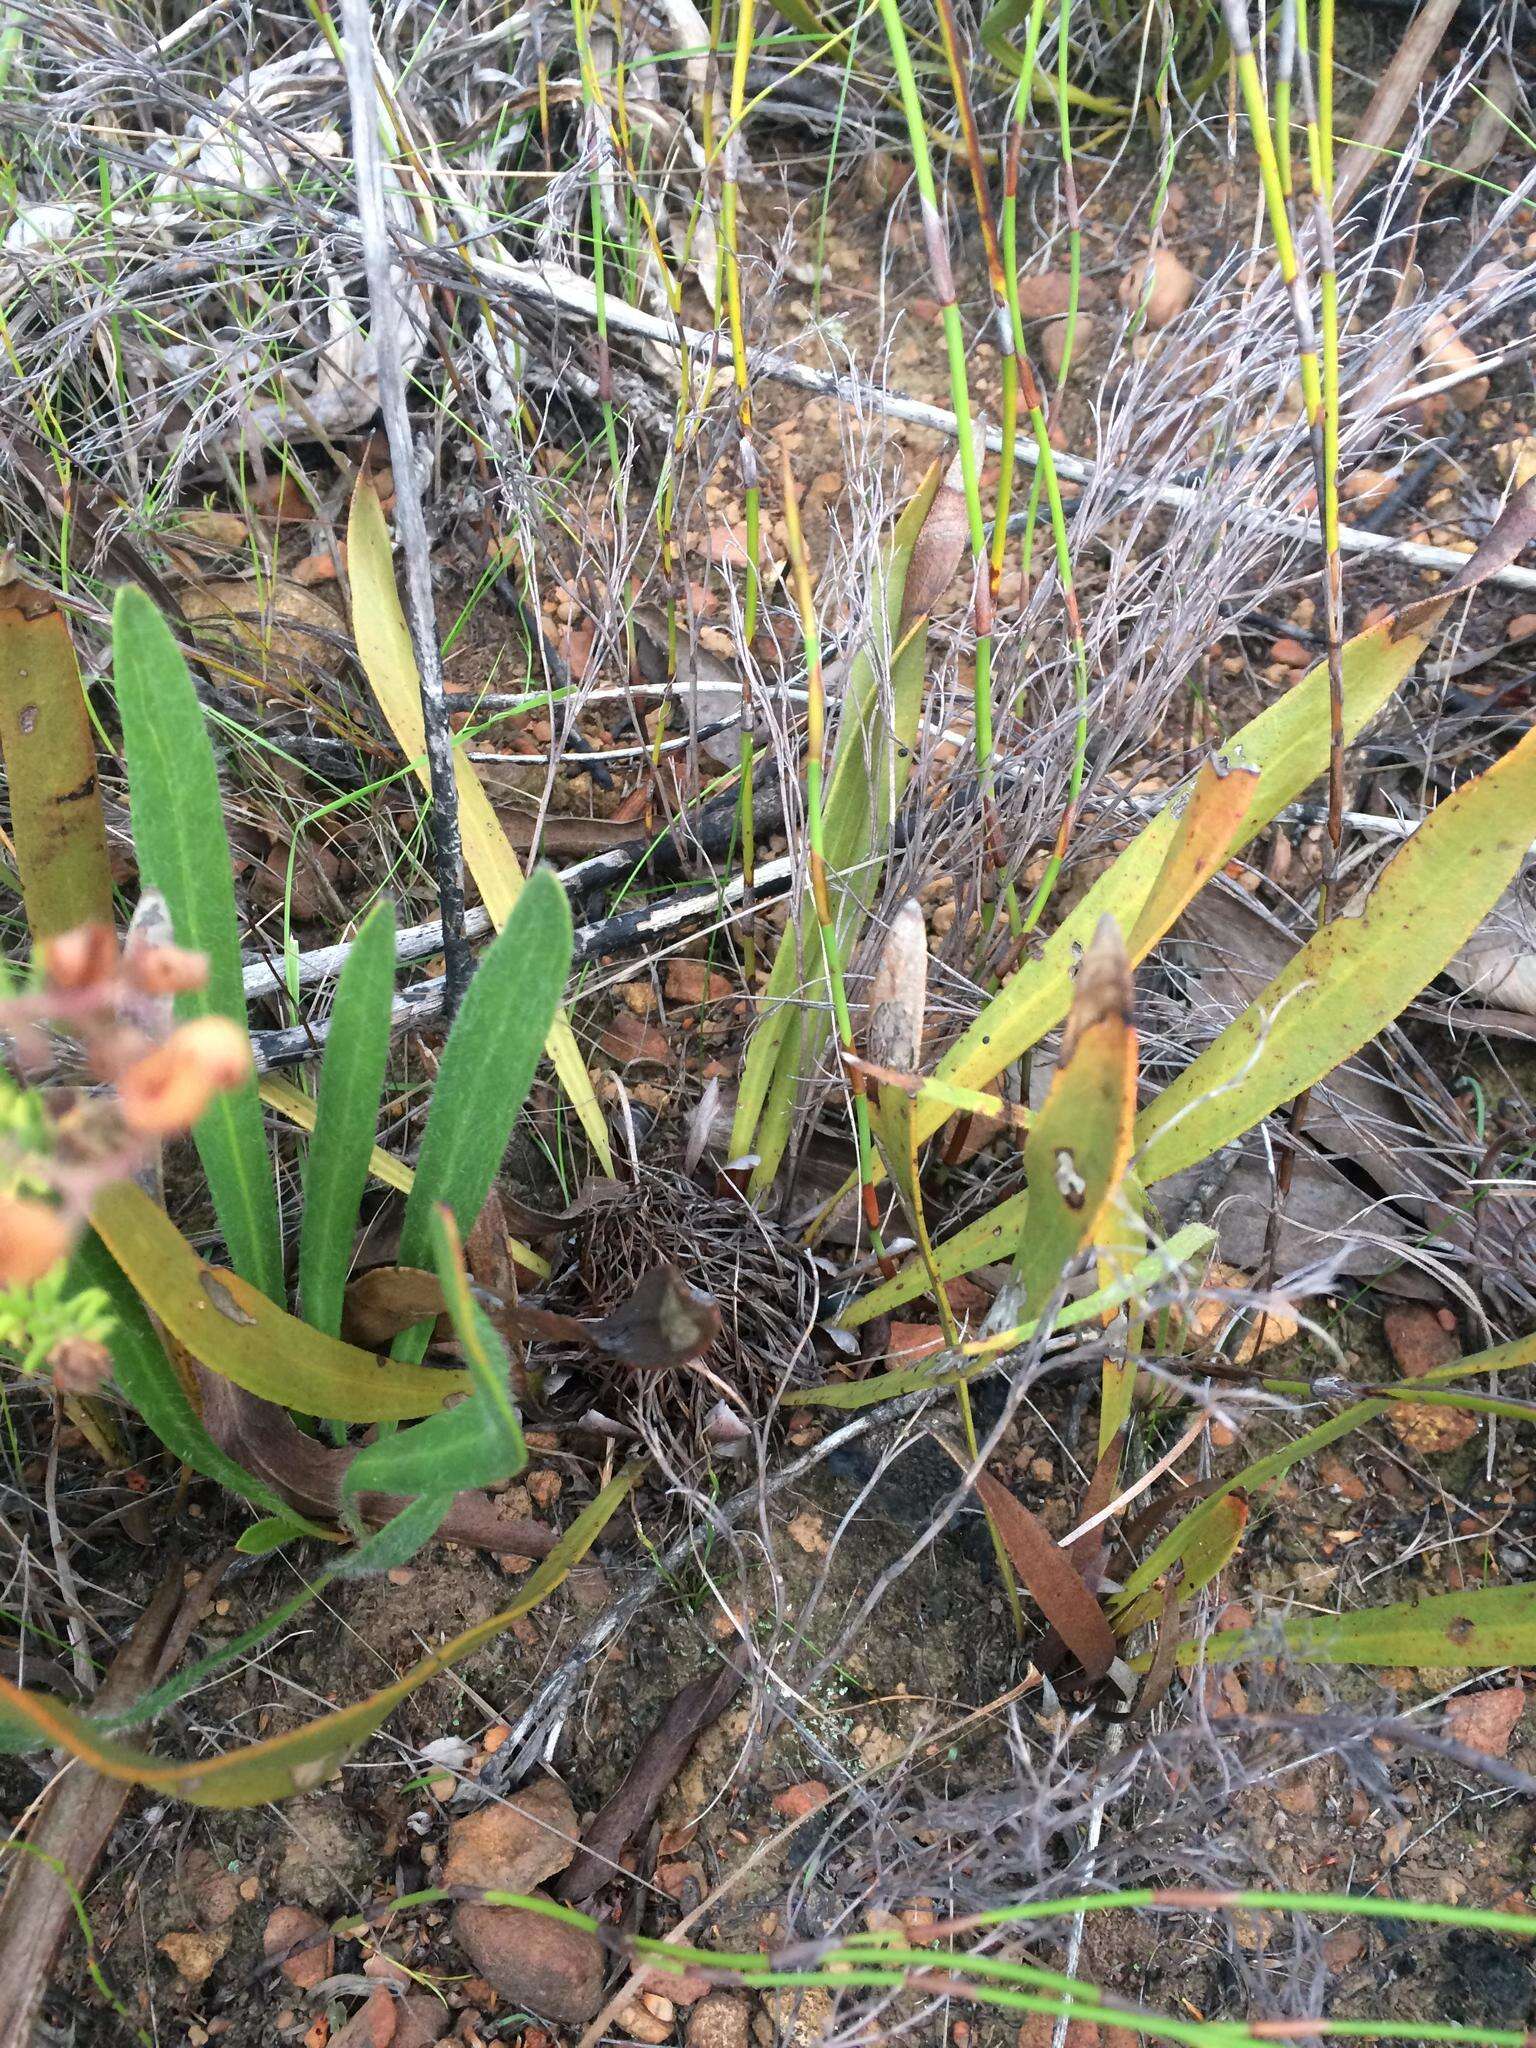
[876,0,1019,938]
[1054,0,1084,388]
[723,0,761,976]
[995,0,1049,578]
[781,453,885,1261]
[329,1883,1536,2048]
[1273,0,1295,199]
[571,0,623,475]
[988,0,1092,943]
[1299,0,1344,879]
[1218,0,1321,424]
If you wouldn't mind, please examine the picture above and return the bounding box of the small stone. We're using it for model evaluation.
[526,1469,563,1511]
[1446,1684,1526,1759]
[1040,312,1094,381]
[620,981,658,1016]
[665,959,733,1006]
[442,1777,579,1896]
[1269,636,1311,667]
[1014,271,1075,320]
[451,1895,605,2024]
[755,1988,835,2048]
[329,1989,397,2048]
[602,1013,671,1065]
[1324,1928,1365,1972]
[618,1993,676,2042]
[886,1322,943,1362]
[1341,467,1396,514]
[1119,247,1195,328]
[1384,1303,1460,1378]
[1507,613,1536,642]
[157,1929,230,1986]
[393,1995,452,2048]
[264,1905,334,1992]
[688,1995,751,2048]
[770,1781,830,1822]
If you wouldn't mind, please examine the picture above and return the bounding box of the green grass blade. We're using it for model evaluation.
[731,467,943,1189]
[111,587,282,1301]
[298,899,397,1338]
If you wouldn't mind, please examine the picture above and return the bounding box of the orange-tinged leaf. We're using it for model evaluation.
[0,589,113,941]
[810,605,1442,1243]
[1126,757,1260,962]
[1014,916,1137,1319]
[0,1467,637,1806]
[90,1180,465,1422]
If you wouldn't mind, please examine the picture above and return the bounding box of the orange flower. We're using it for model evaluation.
[0,1195,74,1287]
[123,943,209,998]
[41,923,118,995]
[117,1016,253,1135]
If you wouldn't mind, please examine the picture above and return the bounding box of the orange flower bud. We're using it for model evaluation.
[49,1337,112,1394]
[117,1016,253,1135]
[123,943,209,998]
[42,923,118,995]
[0,1195,74,1287]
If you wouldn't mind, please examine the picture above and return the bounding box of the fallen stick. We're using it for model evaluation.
[249,852,797,1069]
[464,253,1536,594]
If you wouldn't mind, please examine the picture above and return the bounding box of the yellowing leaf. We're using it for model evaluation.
[90,1180,465,1422]
[1125,758,1260,961]
[346,479,612,1172]
[1116,1490,1248,1637]
[814,606,1440,1243]
[933,609,1439,1114]
[1193,1583,1536,1672]
[0,590,113,941]
[835,1189,1028,1330]
[0,1467,637,1805]
[1014,916,1137,1320]
[1136,721,1536,1186]
[802,1224,1214,1408]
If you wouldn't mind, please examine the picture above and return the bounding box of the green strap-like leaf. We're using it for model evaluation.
[299,898,398,1338]
[1192,1583,1536,1671]
[111,588,282,1300]
[393,866,571,1359]
[730,464,943,1188]
[0,592,114,941]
